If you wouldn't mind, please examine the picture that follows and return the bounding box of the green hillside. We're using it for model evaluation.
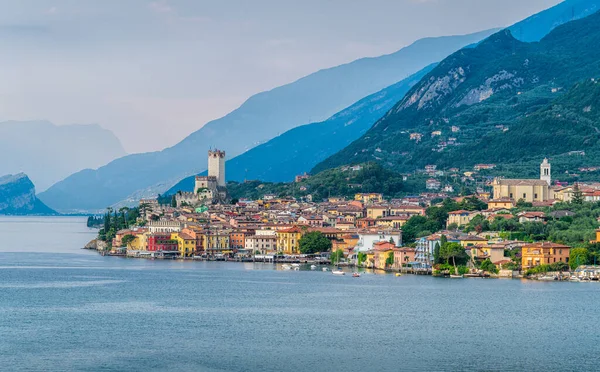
[313,11,600,176]
[227,163,409,202]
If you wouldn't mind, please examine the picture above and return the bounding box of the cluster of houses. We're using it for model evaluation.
[112,193,413,269]
[104,186,591,273]
[97,158,600,273]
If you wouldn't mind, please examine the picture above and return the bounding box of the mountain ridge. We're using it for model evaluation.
[314,8,600,175]
[39,29,498,213]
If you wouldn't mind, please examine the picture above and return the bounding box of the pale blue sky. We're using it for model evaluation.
[0,0,561,153]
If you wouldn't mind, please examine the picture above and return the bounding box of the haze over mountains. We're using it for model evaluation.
[35,0,600,213]
[163,0,600,196]
[39,29,497,212]
[0,121,126,191]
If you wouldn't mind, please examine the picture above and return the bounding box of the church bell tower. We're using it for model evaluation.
[540,158,551,185]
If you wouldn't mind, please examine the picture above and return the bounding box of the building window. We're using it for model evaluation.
[534,194,538,199]
[509,193,513,199]
[523,193,527,199]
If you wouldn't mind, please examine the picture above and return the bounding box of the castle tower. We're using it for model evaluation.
[540,158,551,185]
[208,149,226,187]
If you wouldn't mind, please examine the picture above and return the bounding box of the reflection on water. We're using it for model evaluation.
[1,217,600,371]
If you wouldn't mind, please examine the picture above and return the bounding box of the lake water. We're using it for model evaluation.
[1,216,600,371]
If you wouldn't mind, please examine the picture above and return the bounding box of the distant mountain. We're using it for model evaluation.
[0,173,57,215]
[314,9,600,175]
[507,0,599,42]
[166,65,436,194]
[39,29,498,213]
[0,121,126,191]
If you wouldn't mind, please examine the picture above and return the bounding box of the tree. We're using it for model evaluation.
[121,234,136,247]
[331,249,344,265]
[480,258,498,274]
[299,231,332,254]
[357,252,367,266]
[572,183,584,205]
[171,195,177,208]
[389,237,395,245]
[569,247,589,270]
[433,243,441,264]
[440,242,468,269]
[385,251,394,267]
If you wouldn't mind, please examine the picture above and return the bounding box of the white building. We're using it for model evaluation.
[354,231,402,252]
[148,220,182,233]
[245,230,277,253]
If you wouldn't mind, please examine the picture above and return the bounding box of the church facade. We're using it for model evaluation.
[492,159,553,202]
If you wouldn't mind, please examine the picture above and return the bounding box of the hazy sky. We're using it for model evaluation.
[0,0,561,153]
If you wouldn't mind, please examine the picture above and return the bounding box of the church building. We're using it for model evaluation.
[492,159,554,202]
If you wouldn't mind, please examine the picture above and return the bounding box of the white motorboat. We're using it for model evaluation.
[291,263,301,268]
[332,270,345,276]
[322,267,329,272]
[282,264,292,270]
[449,275,464,279]
[310,265,317,270]
[569,276,581,282]
[293,267,300,271]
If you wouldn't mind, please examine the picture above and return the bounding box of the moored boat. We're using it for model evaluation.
[332,270,345,276]
[352,272,360,278]
[395,273,402,277]
[310,265,317,270]
[450,275,464,279]
[282,264,292,270]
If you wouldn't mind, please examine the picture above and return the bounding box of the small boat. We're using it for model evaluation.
[395,273,402,277]
[293,267,300,271]
[569,276,581,282]
[322,267,329,272]
[310,265,317,270]
[332,270,345,276]
[282,264,292,270]
[538,275,557,281]
[352,272,360,278]
[450,275,464,279]
[291,263,300,268]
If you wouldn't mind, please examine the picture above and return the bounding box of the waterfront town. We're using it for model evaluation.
[88,151,600,281]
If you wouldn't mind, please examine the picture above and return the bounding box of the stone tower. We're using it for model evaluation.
[540,158,551,185]
[208,149,226,187]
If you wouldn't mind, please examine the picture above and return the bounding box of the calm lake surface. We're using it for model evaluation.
[1,216,600,371]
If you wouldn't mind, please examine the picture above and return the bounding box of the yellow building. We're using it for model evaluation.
[447,210,477,227]
[366,205,388,219]
[458,235,488,247]
[487,198,515,209]
[355,193,383,204]
[521,242,570,270]
[127,232,148,251]
[276,226,303,255]
[171,232,196,257]
[492,159,553,202]
[592,229,600,243]
[376,216,409,229]
[204,230,231,256]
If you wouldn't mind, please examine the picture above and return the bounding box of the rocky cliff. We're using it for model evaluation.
[0,173,57,215]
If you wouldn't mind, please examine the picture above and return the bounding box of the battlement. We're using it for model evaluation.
[208,150,226,158]
[195,176,218,181]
